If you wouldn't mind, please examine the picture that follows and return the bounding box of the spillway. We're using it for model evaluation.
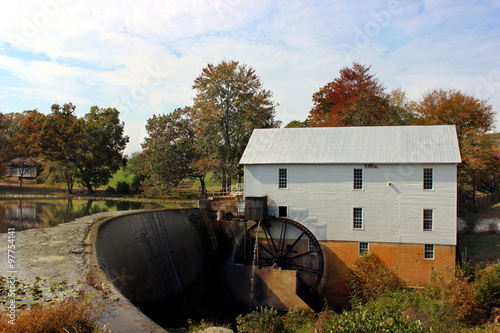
[95,208,241,328]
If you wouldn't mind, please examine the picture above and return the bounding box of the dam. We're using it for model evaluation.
[95,207,324,328]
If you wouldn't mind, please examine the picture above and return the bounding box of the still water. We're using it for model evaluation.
[0,198,186,233]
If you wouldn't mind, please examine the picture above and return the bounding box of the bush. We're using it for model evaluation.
[475,263,500,307]
[326,303,422,333]
[236,307,283,333]
[130,175,144,194]
[115,181,130,195]
[346,252,403,304]
[0,295,109,333]
[428,266,483,326]
[105,185,115,194]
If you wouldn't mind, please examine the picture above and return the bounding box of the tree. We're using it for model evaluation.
[73,106,129,194]
[8,110,45,187]
[285,119,309,128]
[142,107,204,196]
[415,89,497,198]
[191,60,280,189]
[309,62,406,127]
[0,113,12,176]
[388,88,418,124]
[39,103,83,193]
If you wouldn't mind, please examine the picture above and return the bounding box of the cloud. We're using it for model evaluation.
[1,0,499,153]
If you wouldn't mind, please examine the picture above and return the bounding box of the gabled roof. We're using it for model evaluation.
[239,125,461,165]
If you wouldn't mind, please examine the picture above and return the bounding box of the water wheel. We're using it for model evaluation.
[234,218,324,301]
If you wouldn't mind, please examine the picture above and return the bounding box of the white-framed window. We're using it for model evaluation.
[278,206,288,217]
[358,242,369,256]
[278,168,287,189]
[424,244,434,260]
[423,168,433,190]
[423,209,433,231]
[353,207,363,229]
[353,168,363,190]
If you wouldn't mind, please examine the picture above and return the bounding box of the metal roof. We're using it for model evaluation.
[239,125,462,164]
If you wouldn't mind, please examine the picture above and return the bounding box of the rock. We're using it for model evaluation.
[198,328,234,333]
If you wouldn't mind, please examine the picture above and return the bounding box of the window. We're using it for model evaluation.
[358,242,369,256]
[423,168,433,190]
[423,209,433,231]
[353,208,363,229]
[278,168,287,189]
[424,244,434,260]
[278,206,288,217]
[353,168,363,190]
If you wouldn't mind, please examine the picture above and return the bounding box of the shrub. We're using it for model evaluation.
[105,185,116,194]
[130,175,144,194]
[325,304,422,333]
[346,252,403,304]
[475,263,500,307]
[0,295,108,333]
[428,266,483,326]
[115,181,130,195]
[236,307,283,333]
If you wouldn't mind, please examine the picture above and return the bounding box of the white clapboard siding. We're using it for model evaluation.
[244,163,457,245]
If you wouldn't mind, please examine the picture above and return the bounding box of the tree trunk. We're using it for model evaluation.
[238,167,243,184]
[199,176,206,198]
[18,177,23,188]
[221,171,227,191]
[67,180,73,194]
[86,183,94,195]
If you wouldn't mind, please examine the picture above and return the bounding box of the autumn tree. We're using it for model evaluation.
[39,103,83,193]
[142,107,205,196]
[0,113,12,176]
[191,60,280,189]
[309,62,407,127]
[415,89,497,198]
[7,110,46,187]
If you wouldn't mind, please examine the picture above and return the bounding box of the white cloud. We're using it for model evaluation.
[1,0,499,151]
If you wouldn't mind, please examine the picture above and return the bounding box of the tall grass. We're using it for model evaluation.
[0,294,109,333]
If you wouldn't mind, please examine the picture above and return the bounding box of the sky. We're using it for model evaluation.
[1,0,499,154]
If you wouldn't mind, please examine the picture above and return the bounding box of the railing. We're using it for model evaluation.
[199,183,244,199]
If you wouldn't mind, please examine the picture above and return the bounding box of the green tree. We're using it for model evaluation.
[142,107,203,196]
[415,89,497,198]
[309,62,407,127]
[285,119,309,128]
[191,60,280,189]
[74,106,129,194]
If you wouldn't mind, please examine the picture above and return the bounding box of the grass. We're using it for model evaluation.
[103,168,134,189]
[458,233,500,267]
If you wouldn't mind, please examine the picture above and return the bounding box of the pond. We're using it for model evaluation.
[0,198,195,233]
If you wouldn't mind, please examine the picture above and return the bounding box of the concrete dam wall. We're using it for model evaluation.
[95,208,239,327]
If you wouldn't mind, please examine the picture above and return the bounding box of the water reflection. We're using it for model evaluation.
[0,199,162,233]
